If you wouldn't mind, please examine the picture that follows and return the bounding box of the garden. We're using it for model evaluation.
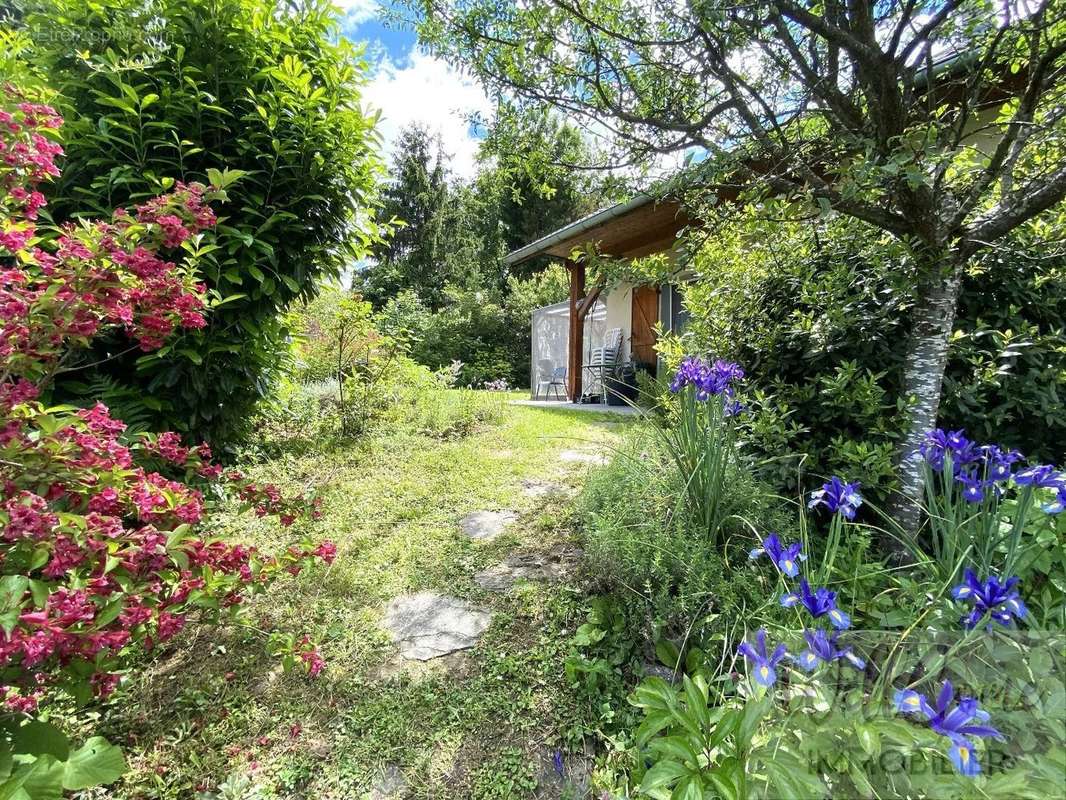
[2,1,1066,799]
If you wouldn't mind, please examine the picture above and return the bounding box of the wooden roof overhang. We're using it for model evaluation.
[503,194,690,267]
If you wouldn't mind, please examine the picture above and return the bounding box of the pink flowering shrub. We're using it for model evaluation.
[0,83,334,723]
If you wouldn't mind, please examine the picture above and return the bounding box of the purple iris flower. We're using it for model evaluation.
[723,399,746,418]
[551,751,564,777]
[977,445,1023,481]
[955,445,1027,501]
[669,356,704,393]
[781,579,851,630]
[921,429,978,473]
[808,477,863,520]
[952,568,1027,630]
[1014,464,1065,489]
[895,680,1003,776]
[794,629,865,672]
[749,533,805,578]
[956,473,986,503]
[669,356,744,400]
[736,628,789,687]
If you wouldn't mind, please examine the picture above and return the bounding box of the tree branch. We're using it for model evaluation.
[962,162,1066,254]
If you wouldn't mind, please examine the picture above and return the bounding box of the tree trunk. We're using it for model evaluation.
[888,260,963,535]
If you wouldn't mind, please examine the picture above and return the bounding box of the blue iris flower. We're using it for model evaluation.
[669,356,744,399]
[977,444,1022,481]
[952,568,1027,630]
[794,629,865,672]
[551,751,564,777]
[723,399,746,418]
[921,429,978,473]
[736,628,789,687]
[749,532,805,578]
[1043,485,1066,515]
[808,477,863,520]
[1013,465,1066,514]
[781,579,851,630]
[895,680,1003,776]
[1014,464,1065,489]
[924,432,1025,497]
[956,473,985,503]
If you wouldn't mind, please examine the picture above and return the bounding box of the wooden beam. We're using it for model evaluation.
[578,285,603,318]
[567,259,585,401]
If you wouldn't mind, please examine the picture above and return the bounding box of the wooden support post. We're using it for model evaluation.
[567,259,585,401]
[566,260,604,402]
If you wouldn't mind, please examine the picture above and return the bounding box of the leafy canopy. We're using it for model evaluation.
[407,0,1066,258]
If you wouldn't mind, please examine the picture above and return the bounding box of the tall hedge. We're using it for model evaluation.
[679,210,1066,498]
[22,0,383,443]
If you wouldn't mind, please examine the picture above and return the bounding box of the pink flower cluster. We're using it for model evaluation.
[0,88,63,191]
[236,478,324,527]
[1,397,335,709]
[0,84,335,714]
[297,636,325,677]
[1,88,212,366]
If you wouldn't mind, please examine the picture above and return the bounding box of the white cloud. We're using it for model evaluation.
[362,47,494,181]
[334,0,380,26]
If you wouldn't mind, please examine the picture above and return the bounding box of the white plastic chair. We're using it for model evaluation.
[583,328,623,404]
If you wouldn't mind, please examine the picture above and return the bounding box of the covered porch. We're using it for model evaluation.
[507,194,690,402]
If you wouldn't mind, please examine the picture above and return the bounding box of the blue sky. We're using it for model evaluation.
[335,1,493,179]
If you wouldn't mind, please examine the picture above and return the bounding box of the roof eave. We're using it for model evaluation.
[502,193,656,266]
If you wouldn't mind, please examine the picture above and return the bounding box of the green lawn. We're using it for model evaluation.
[95,399,634,800]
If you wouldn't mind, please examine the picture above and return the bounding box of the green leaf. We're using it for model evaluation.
[634,710,674,746]
[736,696,769,747]
[92,599,124,630]
[1,756,64,800]
[707,771,738,800]
[656,639,681,670]
[631,677,678,713]
[218,168,249,188]
[639,759,688,792]
[61,737,125,791]
[0,576,29,609]
[706,708,738,752]
[29,549,48,571]
[0,610,18,638]
[27,581,49,609]
[648,735,701,767]
[856,723,880,758]
[12,722,70,762]
[671,774,705,800]
[682,675,710,731]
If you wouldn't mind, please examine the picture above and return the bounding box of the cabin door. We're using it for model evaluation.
[630,285,659,367]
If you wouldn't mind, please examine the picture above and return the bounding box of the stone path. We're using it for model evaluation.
[558,449,609,466]
[369,764,406,800]
[520,478,566,498]
[458,509,518,541]
[474,545,583,592]
[381,592,492,661]
[373,428,614,797]
[532,745,594,799]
